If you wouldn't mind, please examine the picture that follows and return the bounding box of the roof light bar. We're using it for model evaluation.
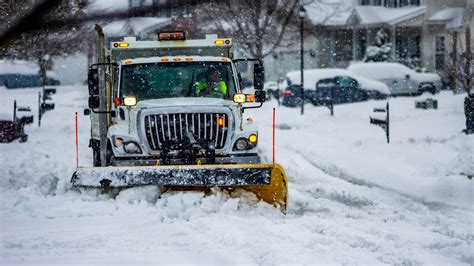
[159,31,186,41]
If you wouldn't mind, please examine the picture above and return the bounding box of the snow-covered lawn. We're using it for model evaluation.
[0,86,472,265]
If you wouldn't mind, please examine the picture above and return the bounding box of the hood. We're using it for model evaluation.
[136,97,235,109]
[413,72,441,83]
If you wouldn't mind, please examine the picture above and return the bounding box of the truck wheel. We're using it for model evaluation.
[92,143,114,166]
[92,148,101,167]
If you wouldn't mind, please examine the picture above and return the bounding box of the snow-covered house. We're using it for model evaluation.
[311,0,472,77]
[266,0,472,83]
[102,17,172,41]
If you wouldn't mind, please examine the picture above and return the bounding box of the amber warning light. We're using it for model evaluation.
[159,31,186,41]
[113,42,129,48]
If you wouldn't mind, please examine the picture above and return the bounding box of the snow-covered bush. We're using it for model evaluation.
[364,29,392,62]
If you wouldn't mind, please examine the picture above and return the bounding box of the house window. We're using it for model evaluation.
[435,36,445,70]
[335,30,353,62]
[384,0,398,7]
[397,34,421,67]
[361,0,382,6]
[362,0,419,7]
[399,0,420,7]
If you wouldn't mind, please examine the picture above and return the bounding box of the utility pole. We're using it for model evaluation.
[299,2,306,115]
[96,25,107,167]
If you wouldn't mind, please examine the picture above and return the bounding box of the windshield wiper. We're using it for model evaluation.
[186,70,196,97]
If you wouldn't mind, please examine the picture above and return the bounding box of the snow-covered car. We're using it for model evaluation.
[283,68,390,107]
[281,84,304,107]
[0,104,31,143]
[0,120,28,143]
[312,76,370,106]
[348,62,441,96]
[0,60,60,89]
[264,81,279,99]
[264,81,278,91]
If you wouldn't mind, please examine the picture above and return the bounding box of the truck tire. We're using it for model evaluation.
[92,142,114,166]
[92,147,101,167]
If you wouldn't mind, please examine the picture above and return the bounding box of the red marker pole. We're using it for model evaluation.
[75,112,79,168]
[272,108,276,165]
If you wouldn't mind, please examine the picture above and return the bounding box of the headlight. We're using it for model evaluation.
[124,96,137,107]
[123,142,141,153]
[234,138,248,151]
[233,94,246,103]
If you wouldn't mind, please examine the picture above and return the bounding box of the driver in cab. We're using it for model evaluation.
[195,67,227,98]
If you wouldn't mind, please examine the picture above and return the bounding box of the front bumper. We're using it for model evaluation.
[111,154,261,166]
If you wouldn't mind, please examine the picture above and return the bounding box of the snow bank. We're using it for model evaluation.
[0,85,473,265]
[286,68,390,94]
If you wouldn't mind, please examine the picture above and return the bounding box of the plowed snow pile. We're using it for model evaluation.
[1,85,472,265]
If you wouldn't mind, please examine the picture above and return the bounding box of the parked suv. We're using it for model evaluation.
[348,62,441,95]
[311,76,369,106]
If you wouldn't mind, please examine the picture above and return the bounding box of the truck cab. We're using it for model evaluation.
[87,32,266,167]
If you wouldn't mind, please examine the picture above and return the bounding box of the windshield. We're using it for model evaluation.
[120,61,236,101]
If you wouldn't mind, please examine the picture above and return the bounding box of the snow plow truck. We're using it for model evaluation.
[71,28,288,210]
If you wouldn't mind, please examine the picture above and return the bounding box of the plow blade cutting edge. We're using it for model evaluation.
[71,164,288,210]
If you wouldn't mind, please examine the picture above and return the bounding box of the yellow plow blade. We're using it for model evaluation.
[71,163,288,211]
[234,164,288,210]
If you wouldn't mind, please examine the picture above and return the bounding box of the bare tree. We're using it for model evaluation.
[197,0,347,60]
[196,0,299,59]
[446,26,473,93]
[0,0,86,85]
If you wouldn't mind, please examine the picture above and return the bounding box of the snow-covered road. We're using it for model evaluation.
[1,85,472,265]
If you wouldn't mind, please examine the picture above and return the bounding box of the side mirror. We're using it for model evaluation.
[254,62,264,91]
[405,74,411,80]
[88,67,99,96]
[255,90,266,103]
[83,109,91,116]
[88,95,100,109]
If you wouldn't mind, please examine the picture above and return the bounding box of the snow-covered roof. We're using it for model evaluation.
[103,17,172,37]
[0,60,56,78]
[286,68,390,94]
[427,8,467,30]
[305,0,355,26]
[86,0,130,14]
[353,5,426,26]
[307,2,427,27]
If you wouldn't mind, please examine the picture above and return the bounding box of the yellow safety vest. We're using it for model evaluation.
[196,80,227,97]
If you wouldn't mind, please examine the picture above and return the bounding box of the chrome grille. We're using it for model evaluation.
[144,113,229,150]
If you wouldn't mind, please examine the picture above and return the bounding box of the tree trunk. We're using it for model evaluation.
[38,57,48,87]
[451,31,458,93]
[464,26,472,93]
